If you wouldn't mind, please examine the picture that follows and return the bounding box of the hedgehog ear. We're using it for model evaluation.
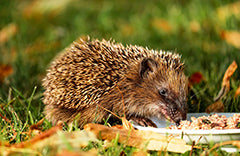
[139,58,158,78]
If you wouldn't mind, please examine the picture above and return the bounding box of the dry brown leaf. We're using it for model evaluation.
[132,149,148,156]
[222,61,238,89]
[0,23,17,44]
[57,150,83,156]
[221,31,240,49]
[214,61,238,101]
[28,118,46,137]
[234,86,240,98]
[2,128,98,153]
[205,100,225,113]
[1,130,98,155]
[232,141,240,149]
[0,147,40,156]
[151,18,172,33]
[207,61,237,113]
[30,118,45,131]
[57,149,97,156]
[13,124,62,148]
[32,130,98,150]
[0,125,62,155]
[0,64,14,84]
[84,123,191,153]
[217,1,240,21]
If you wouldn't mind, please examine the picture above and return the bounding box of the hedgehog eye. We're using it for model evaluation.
[159,89,168,96]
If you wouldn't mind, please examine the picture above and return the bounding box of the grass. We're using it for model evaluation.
[0,0,240,155]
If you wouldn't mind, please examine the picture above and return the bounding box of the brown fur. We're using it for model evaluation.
[42,38,188,128]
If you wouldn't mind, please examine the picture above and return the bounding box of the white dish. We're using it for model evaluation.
[134,113,240,144]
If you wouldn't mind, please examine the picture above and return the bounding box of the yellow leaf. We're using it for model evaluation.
[207,61,237,113]
[57,149,97,156]
[217,1,240,21]
[214,61,237,101]
[84,123,192,153]
[0,23,17,44]
[221,31,240,49]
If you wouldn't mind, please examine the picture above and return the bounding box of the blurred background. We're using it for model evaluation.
[0,0,240,116]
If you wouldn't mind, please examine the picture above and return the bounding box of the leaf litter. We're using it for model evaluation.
[206,60,238,113]
[0,122,98,155]
[84,123,192,154]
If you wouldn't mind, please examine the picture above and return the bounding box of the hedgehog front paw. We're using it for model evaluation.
[129,117,157,127]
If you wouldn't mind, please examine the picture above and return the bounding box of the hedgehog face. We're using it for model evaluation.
[159,71,188,124]
[154,72,188,125]
[126,57,188,126]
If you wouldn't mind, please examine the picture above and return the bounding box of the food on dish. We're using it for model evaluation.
[168,113,240,130]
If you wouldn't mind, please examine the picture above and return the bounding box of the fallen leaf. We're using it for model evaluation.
[13,120,61,146]
[1,125,98,155]
[57,149,97,156]
[214,61,237,101]
[207,61,237,113]
[0,23,17,44]
[1,130,98,155]
[232,141,240,149]
[33,130,98,150]
[84,123,192,153]
[132,149,148,156]
[189,72,204,86]
[205,100,225,113]
[30,118,45,131]
[0,64,14,84]
[221,31,240,49]
[151,18,172,33]
[28,118,46,137]
[13,124,62,148]
[57,150,83,156]
[217,1,240,21]
[0,147,40,156]
[234,86,240,98]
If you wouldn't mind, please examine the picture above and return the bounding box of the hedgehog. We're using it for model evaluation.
[42,37,188,128]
